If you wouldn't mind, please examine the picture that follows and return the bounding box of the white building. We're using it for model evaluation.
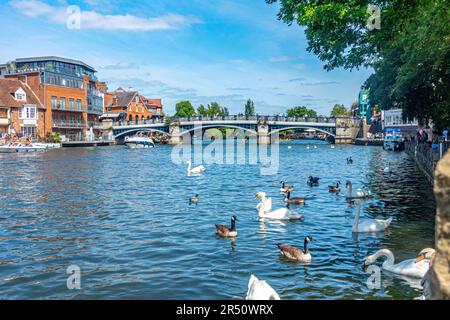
[382,109,419,136]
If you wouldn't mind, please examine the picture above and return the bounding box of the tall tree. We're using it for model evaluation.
[174,101,196,118]
[244,99,255,117]
[197,104,206,116]
[331,104,350,117]
[267,0,450,129]
[287,106,318,117]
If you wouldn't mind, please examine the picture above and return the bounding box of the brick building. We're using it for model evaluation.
[0,78,44,138]
[103,87,163,123]
[1,56,106,141]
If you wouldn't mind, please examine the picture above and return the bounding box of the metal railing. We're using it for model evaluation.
[52,122,84,129]
[172,115,337,123]
[406,139,449,181]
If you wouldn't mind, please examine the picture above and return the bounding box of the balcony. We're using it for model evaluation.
[0,118,10,125]
[52,122,84,129]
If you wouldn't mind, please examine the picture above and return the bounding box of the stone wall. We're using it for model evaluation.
[426,151,450,299]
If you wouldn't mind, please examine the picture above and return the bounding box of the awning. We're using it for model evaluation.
[100,113,121,119]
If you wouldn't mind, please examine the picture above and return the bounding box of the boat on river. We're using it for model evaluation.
[0,142,50,153]
[383,129,404,151]
[124,132,155,149]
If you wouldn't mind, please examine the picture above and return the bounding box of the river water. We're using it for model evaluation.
[0,141,435,299]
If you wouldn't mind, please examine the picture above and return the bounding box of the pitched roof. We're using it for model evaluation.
[107,90,138,108]
[0,79,43,109]
[143,98,162,107]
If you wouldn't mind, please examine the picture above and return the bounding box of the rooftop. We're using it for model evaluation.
[0,78,44,109]
[14,56,96,72]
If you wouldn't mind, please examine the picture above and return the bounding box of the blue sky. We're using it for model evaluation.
[0,0,372,115]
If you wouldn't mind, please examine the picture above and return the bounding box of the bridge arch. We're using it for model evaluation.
[269,126,336,137]
[179,124,258,137]
[114,128,168,139]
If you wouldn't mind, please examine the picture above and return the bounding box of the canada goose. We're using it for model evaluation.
[347,157,353,164]
[284,191,305,205]
[277,236,313,262]
[328,182,341,193]
[352,199,392,233]
[215,216,238,238]
[362,248,435,278]
[245,275,281,300]
[279,181,294,193]
[307,176,320,186]
[189,194,199,204]
[187,161,206,175]
[345,180,371,199]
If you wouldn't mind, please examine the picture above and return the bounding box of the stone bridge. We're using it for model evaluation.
[105,115,360,144]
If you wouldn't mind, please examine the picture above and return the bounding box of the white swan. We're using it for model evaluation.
[384,166,391,174]
[255,192,272,213]
[363,248,434,278]
[256,193,304,221]
[352,199,392,233]
[345,180,371,199]
[245,275,280,300]
[187,161,205,175]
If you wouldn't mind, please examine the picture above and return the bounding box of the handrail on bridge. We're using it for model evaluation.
[111,115,353,127]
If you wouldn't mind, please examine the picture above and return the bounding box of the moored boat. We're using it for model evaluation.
[124,132,155,149]
[0,142,49,153]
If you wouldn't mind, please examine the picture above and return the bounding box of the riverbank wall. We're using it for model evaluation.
[405,141,449,184]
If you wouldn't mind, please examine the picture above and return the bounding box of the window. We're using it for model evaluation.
[51,96,58,109]
[61,114,66,124]
[21,126,36,138]
[76,99,82,111]
[16,93,26,101]
[60,98,66,109]
[70,114,75,124]
[20,106,37,119]
[69,98,74,110]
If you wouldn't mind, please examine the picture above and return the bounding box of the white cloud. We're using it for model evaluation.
[9,0,202,31]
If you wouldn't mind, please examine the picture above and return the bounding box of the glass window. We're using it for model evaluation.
[60,97,66,109]
[76,99,82,111]
[61,114,66,124]
[51,96,58,109]
[69,98,74,110]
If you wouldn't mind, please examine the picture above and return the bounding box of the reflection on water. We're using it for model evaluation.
[0,141,435,299]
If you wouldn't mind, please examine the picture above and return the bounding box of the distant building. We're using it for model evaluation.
[0,78,45,138]
[381,108,419,136]
[2,56,106,141]
[358,89,372,123]
[102,87,163,122]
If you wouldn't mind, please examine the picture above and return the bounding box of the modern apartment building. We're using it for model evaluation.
[1,56,106,141]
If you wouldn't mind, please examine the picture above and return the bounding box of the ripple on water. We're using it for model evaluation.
[0,142,435,299]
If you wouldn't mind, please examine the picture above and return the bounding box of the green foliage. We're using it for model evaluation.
[244,99,255,117]
[50,133,61,143]
[331,104,350,117]
[174,101,196,118]
[197,104,206,116]
[286,106,318,117]
[267,0,450,129]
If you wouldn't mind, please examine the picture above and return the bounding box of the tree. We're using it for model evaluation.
[205,102,225,116]
[197,104,207,116]
[174,101,196,118]
[244,99,255,117]
[267,0,450,129]
[331,104,350,117]
[286,106,318,118]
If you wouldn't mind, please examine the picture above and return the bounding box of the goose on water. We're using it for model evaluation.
[362,248,435,278]
[307,176,320,186]
[187,161,206,175]
[256,192,304,221]
[245,275,281,300]
[284,191,305,205]
[347,157,353,164]
[279,181,294,193]
[215,216,238,237]
[277,236,313,262]
[352,199,392,233]
[328,182,341,193]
